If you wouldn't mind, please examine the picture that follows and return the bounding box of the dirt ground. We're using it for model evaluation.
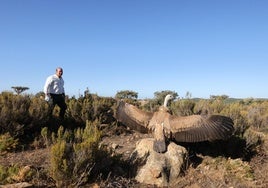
[1,126,268,188]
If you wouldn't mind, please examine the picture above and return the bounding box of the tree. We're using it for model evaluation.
[210,95,229,101]
[11,86,29,95]
[153,90,178,105]
[141,90,178,111]
[115,90,138,100]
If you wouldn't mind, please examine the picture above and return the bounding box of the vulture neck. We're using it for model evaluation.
[163,96,171,108]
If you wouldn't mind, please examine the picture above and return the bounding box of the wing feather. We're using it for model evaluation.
[115,101,153,133]
[169,114,234,142]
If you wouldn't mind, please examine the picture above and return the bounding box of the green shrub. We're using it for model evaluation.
[0,164,20,184]
[243,128,263,155]
[221,102,249,136]
[66,94,116,125]
[0,92,51,141]
[0,133,18,155]
[171,99,195,116]
[246,101,268,131]
[49,120,103,187]
[0,92,31,135]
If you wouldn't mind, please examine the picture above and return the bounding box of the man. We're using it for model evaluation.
[44,67,67,119]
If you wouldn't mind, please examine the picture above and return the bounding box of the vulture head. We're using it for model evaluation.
[163,94,174,107]
[115,94,234,153]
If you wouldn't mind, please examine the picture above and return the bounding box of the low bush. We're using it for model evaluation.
[0,133,18,155]
[49,120,122,187]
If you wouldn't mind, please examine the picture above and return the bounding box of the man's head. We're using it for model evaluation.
[56,67,63,78]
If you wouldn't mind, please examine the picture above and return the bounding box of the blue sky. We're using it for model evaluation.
[0,0,267,99]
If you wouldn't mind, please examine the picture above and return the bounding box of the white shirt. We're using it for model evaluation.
[44,74,65,95]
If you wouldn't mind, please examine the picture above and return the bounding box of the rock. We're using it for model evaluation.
[130,138,188,187]
[111,143,119,150]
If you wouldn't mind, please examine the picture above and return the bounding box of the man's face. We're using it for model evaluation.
[56,69,63,77]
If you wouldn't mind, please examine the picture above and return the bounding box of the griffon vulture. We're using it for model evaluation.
[115,94,234,153]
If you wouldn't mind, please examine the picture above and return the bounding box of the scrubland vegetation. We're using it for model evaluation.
[0,90,267,187]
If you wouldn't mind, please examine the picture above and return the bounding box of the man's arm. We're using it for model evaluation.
[44,76,52,97]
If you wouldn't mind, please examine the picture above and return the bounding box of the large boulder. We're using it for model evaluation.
[130,138,188,187]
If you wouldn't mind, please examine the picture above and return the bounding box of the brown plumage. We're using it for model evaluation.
[115,94,234,153]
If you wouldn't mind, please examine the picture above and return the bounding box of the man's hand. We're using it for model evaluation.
[45,94,50,102]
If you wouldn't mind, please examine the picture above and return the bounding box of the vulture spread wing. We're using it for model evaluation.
[115,98,234,153]
[169,114,234,142]
[116,101,153,133]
